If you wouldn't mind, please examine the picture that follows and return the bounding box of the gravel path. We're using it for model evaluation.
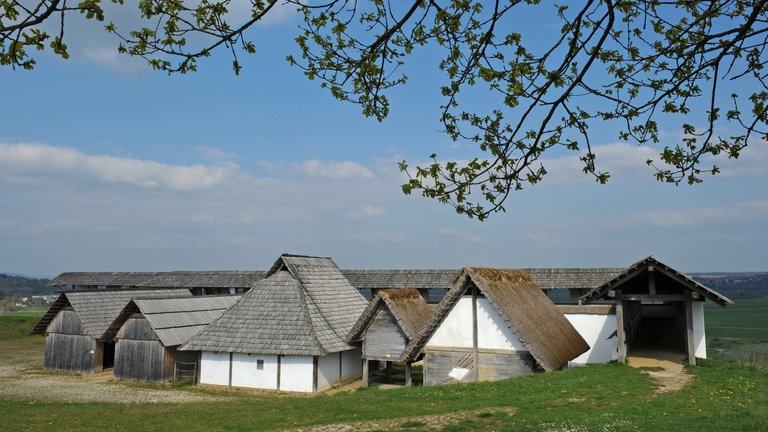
[0,339,226,403]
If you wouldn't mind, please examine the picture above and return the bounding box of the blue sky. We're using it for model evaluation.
[1,5,767,277]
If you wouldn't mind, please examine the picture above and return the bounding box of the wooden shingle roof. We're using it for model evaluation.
[31,289,193,338]
[580,256,733,306]
[180,254,368,356]
[347,288,433,343]
[402,268,589,369]
[102,295,241,346]
[138,271,265,288]
[48,272,164,287]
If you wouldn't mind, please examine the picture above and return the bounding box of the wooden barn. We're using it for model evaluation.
[347,288,433,387]
[180,254,368,393]
[101,295,240,382]
[30,289,192,373]
[401,268,589,386]
[579,256,732,365]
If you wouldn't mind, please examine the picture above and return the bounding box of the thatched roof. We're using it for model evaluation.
[102,295,241,346]
[48,272,164,287]
[180,254,368,356]
[138,271,265,288]
[402,268,589,370]
[580,256,733,307]
[31,289,193,338]
[347,288,433,343]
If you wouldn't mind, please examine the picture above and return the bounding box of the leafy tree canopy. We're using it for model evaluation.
[3,0,767,220]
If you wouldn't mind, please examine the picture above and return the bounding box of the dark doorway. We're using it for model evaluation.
[102,341,116,369]
[628,303,686,357]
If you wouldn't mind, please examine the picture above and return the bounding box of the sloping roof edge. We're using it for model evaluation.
[579,256,733,307]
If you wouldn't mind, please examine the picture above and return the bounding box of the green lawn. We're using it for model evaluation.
[705,296,768,365]
[2,302,767,431]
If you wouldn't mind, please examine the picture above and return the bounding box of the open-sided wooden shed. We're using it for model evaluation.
[31,289,192,373]
[580,256,732,365]
[102,295,240,382]
[347,288,433,386]
[402,268,589,386]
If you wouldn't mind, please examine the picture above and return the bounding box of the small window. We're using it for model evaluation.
[257,359,264,370]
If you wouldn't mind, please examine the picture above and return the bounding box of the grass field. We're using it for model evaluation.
[705,296,768,365]
[2,301,767,431]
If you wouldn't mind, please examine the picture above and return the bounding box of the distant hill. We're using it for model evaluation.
[691,272,768,299]
[0,274,53,299]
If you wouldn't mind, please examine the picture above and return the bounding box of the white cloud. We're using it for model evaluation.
[298,160,376,180]
[0,142,238,191]
[346,205,386,220]
[437,228,485,244]
[641,200,768,228]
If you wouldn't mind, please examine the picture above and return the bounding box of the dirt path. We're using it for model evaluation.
[0,339,226,403]
[626,351,692,395]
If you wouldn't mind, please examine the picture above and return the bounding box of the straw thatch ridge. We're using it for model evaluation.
[180,254,368,356]
[402,268,589,370]
[102,295,241,346]
[48,272,164,287]
[347,288,433,344]
[579,256,733,306]
[31,289,193,337]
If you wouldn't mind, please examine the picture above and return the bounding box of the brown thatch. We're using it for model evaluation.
[580,256,733,306]
[402,268,589,370]
[347,288,433,344]
[180,254,368,356]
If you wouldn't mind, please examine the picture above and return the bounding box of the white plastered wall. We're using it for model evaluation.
[280,355,314,392]
[564,313,618,364]
[693,301,707,359]
[231,353,278,390]
[427,297,524,351]
[199,351,230,386]
[341,348,363,381]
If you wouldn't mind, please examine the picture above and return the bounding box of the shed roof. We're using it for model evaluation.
[31,289,193,338]
[579,256,733,307]
[138,271,265,288]
[48,272,164,287]
[102,295,241,346]
[347,288,433,344]
[402,268,589,369]
[180,254,368,356]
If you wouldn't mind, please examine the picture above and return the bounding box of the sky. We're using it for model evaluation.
[1,4,767,277]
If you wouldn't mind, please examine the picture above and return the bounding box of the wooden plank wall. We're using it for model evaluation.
[114,317,166,382]
[363,309,407,360]
[44,309,96,372]
[424,348,536,386]
[44,333,96,372]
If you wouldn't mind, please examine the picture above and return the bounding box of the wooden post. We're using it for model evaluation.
[685,295,696,366]
[405,363,412,387]
[385,361,392,382]
[362,359,369,388]
[615,290,626,363]
[471,285,480,382]
[648,266,656,295]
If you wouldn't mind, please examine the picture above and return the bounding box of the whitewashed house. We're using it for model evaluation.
[401,268,590,386]
[179,254,368,393]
